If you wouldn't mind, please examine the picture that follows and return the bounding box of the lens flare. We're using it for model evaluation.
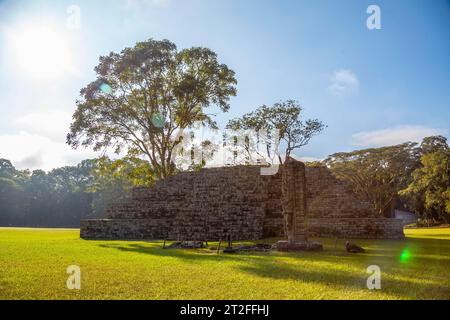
[151,113,165,128]
[99,83,112,94]
[400,248,411,263]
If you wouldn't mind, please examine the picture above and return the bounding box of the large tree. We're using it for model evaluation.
[400,136,450,223]
[325,143,419,217]
[226,100,325,164]
[419,135,449,154]
[67,39,237,179]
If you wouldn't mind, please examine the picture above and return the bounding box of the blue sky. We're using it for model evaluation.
[0,0,449,170]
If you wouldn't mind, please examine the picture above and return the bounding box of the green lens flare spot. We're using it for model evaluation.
[400,248,411,263]
[152,113,165,128]
[99,83,112,94]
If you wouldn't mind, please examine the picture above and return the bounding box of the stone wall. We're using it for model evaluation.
[260,166,386,238]
[394,210,418,226]
[80,164,405,240]
[80,218,172,240]
[308,218,404,239]
[82,166,267,240]
[305,167,375,219]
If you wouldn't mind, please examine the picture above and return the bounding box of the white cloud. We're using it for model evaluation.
[14,110,72,142]
[125,0,171,9]
[352,125,447,148]
[0,131,99,171]
[328,69,359,96]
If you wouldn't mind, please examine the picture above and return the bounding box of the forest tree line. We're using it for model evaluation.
[0,135,449,228]
[325,135,450,224]
[0,157,152,227]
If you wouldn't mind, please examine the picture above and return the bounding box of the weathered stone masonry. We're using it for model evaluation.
[80,165,404,240]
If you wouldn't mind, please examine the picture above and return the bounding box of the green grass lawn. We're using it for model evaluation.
[0,227,449,300]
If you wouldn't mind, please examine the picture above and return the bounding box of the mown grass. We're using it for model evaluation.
[0,227,449,300]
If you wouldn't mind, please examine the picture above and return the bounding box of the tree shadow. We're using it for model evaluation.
[97,236,450,265]
[96,235,450,299]
[237,260,450,299]
[97,242,252,263]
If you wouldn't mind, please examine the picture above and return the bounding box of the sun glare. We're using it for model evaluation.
[10,26,73,79]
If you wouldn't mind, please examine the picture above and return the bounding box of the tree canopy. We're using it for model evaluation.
[419,135,449,154]
[400,137,450,223]
[67,39,237,179]
[226,100,325,164]
[325,142,419,217]
[324,136,450,223]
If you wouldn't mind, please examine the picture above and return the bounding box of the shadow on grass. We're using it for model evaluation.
[97,236,450,299]
[98,242,249,263]
[237,260,450,299]
[97,236,450,265]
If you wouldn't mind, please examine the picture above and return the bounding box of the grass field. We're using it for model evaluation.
[0,227,449,300]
